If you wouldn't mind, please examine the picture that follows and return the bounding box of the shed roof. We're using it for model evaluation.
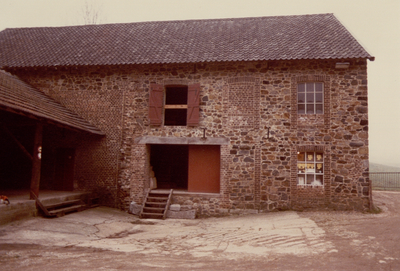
[0,70,104,135]
[0,13,373,68]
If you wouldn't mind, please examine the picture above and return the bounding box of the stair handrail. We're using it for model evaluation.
[163,189,174,220]
[140,188,151,218]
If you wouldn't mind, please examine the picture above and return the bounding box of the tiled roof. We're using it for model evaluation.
[0,70,104,135]
[0,13,374,68]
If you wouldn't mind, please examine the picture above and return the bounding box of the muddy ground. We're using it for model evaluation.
[0,191,399,270]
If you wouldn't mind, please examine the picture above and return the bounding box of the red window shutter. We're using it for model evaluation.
[187,83,201,126]
[149,83,164,125]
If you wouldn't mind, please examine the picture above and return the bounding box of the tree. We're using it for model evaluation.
[80,0,105,25]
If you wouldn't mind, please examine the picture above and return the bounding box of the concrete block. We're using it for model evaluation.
[169,204,181,211]
[129,202,142,216]
[166,209,196,219]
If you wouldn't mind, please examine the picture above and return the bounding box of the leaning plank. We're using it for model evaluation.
[140,189,151,218]
[163,189,174,220]
[30,192,56,218]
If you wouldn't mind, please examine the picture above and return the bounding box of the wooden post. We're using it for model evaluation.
[30,123,43,200]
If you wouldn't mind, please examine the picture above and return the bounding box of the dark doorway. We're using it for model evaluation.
[54,148,75,191]
[150,145,188,189]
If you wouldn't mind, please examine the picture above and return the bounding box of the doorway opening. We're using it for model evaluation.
[150,144,188,189]
[149,144,220,193]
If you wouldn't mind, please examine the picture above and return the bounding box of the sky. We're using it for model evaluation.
[1,0,400,167]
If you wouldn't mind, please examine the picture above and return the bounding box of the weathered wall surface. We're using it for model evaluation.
[12,58,370,214]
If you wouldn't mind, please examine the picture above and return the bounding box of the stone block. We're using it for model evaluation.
[166,210,196,219]
[129,201,142,215]
[169,204,181,211]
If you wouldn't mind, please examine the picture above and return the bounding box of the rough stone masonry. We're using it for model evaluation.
[14,57,370,216]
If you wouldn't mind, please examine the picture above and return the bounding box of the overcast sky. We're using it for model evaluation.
[1,0,399,167]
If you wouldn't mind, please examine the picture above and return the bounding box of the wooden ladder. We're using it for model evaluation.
[140,189,173,219]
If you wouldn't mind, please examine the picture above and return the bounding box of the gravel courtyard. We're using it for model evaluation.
[0,191,399,270]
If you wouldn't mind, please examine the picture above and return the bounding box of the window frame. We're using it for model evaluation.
[297,82,324,115]
[297,151,324,187]
[148,83,200,126]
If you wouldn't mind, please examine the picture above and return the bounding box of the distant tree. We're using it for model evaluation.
[79,0,105,25]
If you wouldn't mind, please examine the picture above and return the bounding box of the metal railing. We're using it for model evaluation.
[370,172,400,191]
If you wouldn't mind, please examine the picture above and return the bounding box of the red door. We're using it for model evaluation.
[188,145,220,193]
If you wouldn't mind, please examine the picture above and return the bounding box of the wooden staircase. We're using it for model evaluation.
[140,189,173,219]
[31,192,87,218]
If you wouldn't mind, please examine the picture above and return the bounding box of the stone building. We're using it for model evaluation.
[0,14,374,216]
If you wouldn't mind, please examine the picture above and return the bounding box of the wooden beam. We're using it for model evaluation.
[0,124,33,161]
[30,123,43,200]
[164,104,188,109]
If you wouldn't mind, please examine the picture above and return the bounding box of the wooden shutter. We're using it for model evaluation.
[186,83,200,126]
[149,83,164,125]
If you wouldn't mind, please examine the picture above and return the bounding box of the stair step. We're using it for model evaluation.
[141,212,164,218]
[147,196,168,200]
[143,207,165,213]
[145,204,167,208]
[44,199,84,210]
[48,204,85,217]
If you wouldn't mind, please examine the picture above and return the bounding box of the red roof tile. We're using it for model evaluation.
[0,14,374,68]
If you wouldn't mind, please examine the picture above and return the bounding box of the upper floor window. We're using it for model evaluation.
[149,83,200,126]
[297,151,324,186]
[164,86,188,126]
[297,82,323,114]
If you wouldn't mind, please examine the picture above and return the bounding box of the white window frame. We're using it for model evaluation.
[297,82,324,114]
[297,151,324,187]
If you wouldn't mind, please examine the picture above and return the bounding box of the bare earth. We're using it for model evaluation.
[0,191,399,271]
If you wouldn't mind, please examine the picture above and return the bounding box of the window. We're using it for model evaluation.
[164,86,188,126]
[149,83,200,126]
[297,151,324,186]
[297,82,323,114]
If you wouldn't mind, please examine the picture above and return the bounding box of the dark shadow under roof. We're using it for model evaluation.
[0,70,104,135]
[0,13,374,68]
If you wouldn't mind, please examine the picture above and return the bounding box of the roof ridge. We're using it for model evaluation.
[2,13,335,31]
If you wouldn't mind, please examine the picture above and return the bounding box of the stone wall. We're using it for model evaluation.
[11,58,371,214]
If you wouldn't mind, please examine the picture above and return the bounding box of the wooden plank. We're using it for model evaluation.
[164,104,188,109]
[44,199,83,210]
[163,189,174,220]
[30,123,43,200]
[30,192,55,217]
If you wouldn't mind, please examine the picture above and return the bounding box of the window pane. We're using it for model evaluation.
[298,163,305,173]
[315,175,323,185]
[315,83,323,92]
[306,175,314,184]
[298,175,305,185]
[164,109,187,126]
[316,153,323,161]
[306,82,314,92]
[306,152,314,161]
[298,93,305,103]
[165,86,188,105]
[316,163,323,173]
[316,104,323,114]
[306,104,314,114]
[315,93,323,103]
[306,93,314,103]
[298,83,305,92]
[297,152,305,161]
[298,104,305,114]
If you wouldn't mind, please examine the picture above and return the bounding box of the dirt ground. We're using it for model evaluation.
[0,191,399,271]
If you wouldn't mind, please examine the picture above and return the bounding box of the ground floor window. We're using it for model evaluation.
[150,144,220,193]
[297,151,324,186]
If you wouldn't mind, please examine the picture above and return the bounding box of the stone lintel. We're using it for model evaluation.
[134,136,229,145]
